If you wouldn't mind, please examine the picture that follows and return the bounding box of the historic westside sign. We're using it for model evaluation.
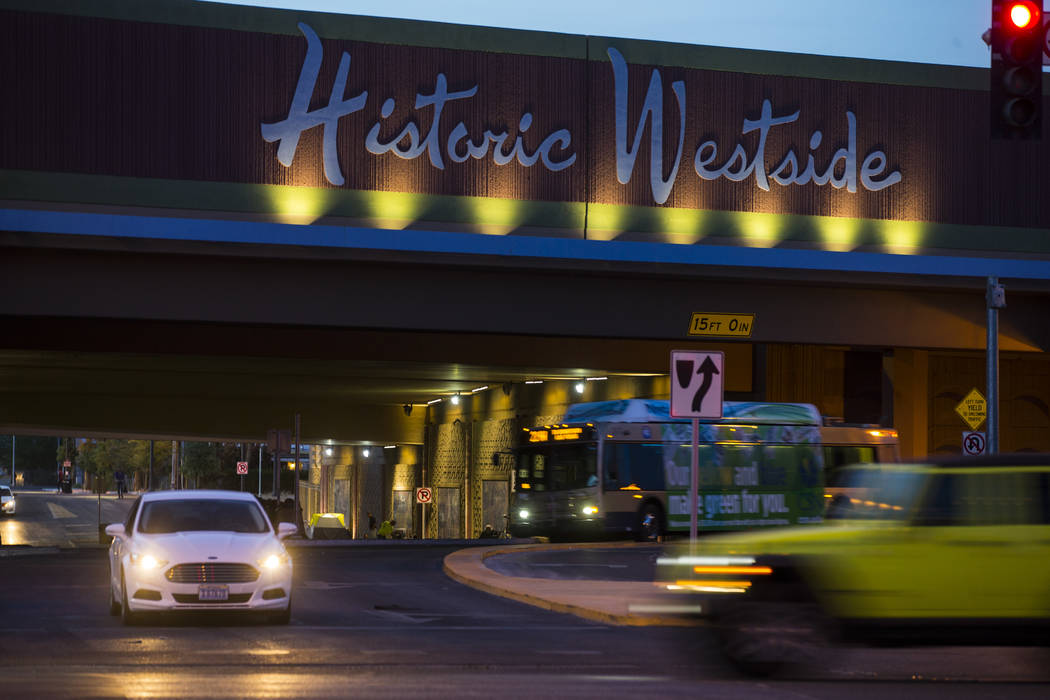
[262,25,901,205]
[2,1,1049,238]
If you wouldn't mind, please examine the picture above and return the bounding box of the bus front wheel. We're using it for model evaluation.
[636,502,664,541]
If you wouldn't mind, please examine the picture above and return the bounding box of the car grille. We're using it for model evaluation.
[166,563,259,583]
[172,593,253,604]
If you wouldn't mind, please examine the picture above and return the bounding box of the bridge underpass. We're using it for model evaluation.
[0,320,753,444]
[3,230,1050,450]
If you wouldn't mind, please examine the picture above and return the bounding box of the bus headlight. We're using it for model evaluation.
[518,509,529,520]
[581,505,599,516]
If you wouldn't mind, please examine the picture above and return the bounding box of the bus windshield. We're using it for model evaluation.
[516,443,597,491]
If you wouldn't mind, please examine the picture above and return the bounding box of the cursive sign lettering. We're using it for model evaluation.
[693,100,901,193]
[607,52,902,201]
[260,25,900,205]
[608,47,686,205]
[260,23,367,186]
[261,23,575,186]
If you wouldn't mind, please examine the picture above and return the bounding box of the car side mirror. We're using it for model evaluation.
[104,523,126,539]
[276,522,298,540]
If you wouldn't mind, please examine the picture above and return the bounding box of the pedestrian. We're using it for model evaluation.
[367,511,376,538]
[114,470,126,499]
[377,518,393,539]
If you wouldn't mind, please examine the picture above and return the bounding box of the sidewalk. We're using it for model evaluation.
[443,542,704,627]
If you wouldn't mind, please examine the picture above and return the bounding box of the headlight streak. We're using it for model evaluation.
[659,556,768,594]
[656,556,756,567]
[675,579,752,589]
[692,565,771,575]
[667,583,749,594]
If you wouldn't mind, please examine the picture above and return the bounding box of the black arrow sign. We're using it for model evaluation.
[691,356,720,413]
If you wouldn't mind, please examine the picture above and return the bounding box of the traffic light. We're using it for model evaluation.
[990,1,1044,139]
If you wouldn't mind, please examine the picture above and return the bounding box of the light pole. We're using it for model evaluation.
[986,277,1006,454]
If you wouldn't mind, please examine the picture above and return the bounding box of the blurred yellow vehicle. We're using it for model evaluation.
[658,455,1050,674]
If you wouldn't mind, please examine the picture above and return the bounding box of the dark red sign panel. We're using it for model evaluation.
[1,8,1047,231]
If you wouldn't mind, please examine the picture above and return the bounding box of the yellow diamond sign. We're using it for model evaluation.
[955,388,987,431]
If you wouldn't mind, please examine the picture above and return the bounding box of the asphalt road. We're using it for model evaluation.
[1,492,1049,698]
[484,545,662,581]
[0,488,133,547]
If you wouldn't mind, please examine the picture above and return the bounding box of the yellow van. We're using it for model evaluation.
[658,454,1050,675]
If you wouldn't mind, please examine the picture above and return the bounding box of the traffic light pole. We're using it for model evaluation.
[986,277,1005,454]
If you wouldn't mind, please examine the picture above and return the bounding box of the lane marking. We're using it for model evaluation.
[284,625,610,631]
[47,502,77,519]
[537,650,602,655]
[302,581,426,589]
[531,563,629,568]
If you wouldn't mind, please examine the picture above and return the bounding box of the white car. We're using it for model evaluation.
[1,485,14,515]
[106,490,296,625]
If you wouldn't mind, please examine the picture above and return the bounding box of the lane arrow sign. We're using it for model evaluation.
[692,356,720,412]
[670,350,725,419]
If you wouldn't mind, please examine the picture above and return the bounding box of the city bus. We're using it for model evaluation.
[820,423,900,508]
[508,399,826,539]
[820,424,899,479]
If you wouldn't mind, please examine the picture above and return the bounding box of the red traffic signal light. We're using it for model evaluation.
[990,0,1044,139]
[1006,1,1040,29]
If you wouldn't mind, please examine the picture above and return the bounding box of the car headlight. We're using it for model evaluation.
[518,509,529,519]
[257,552,291,570]
[2,499,13,511]
[581,505,599,516]
[129,552,167,570]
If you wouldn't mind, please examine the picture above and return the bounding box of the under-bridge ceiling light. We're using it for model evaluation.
[574,382,585,394]
[451,394,461,405]
[427,398,442,405]
[362,448,370,458]
[471,386,489,393]
[586,376,608,381]
[524,380,543,385]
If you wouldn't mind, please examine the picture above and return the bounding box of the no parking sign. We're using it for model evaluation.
[416,487,432,504]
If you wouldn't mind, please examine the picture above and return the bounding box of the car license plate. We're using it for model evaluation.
[198,584,229,601]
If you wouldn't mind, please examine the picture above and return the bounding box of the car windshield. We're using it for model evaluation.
[1,486,11,497]
[137,499,270,534]
[825,466,925,521]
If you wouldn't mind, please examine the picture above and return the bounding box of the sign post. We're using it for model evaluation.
[670,350,725,550]
[417,487,432,539]
[986,278,1005,454]
[236,461,248,491]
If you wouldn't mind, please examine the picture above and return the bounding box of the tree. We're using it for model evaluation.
[77,439,135,493]
[128,440,173,490]
[0,435,60,486]
[182,442,222,487]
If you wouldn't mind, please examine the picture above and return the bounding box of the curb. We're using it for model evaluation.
[443,543,703,627]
